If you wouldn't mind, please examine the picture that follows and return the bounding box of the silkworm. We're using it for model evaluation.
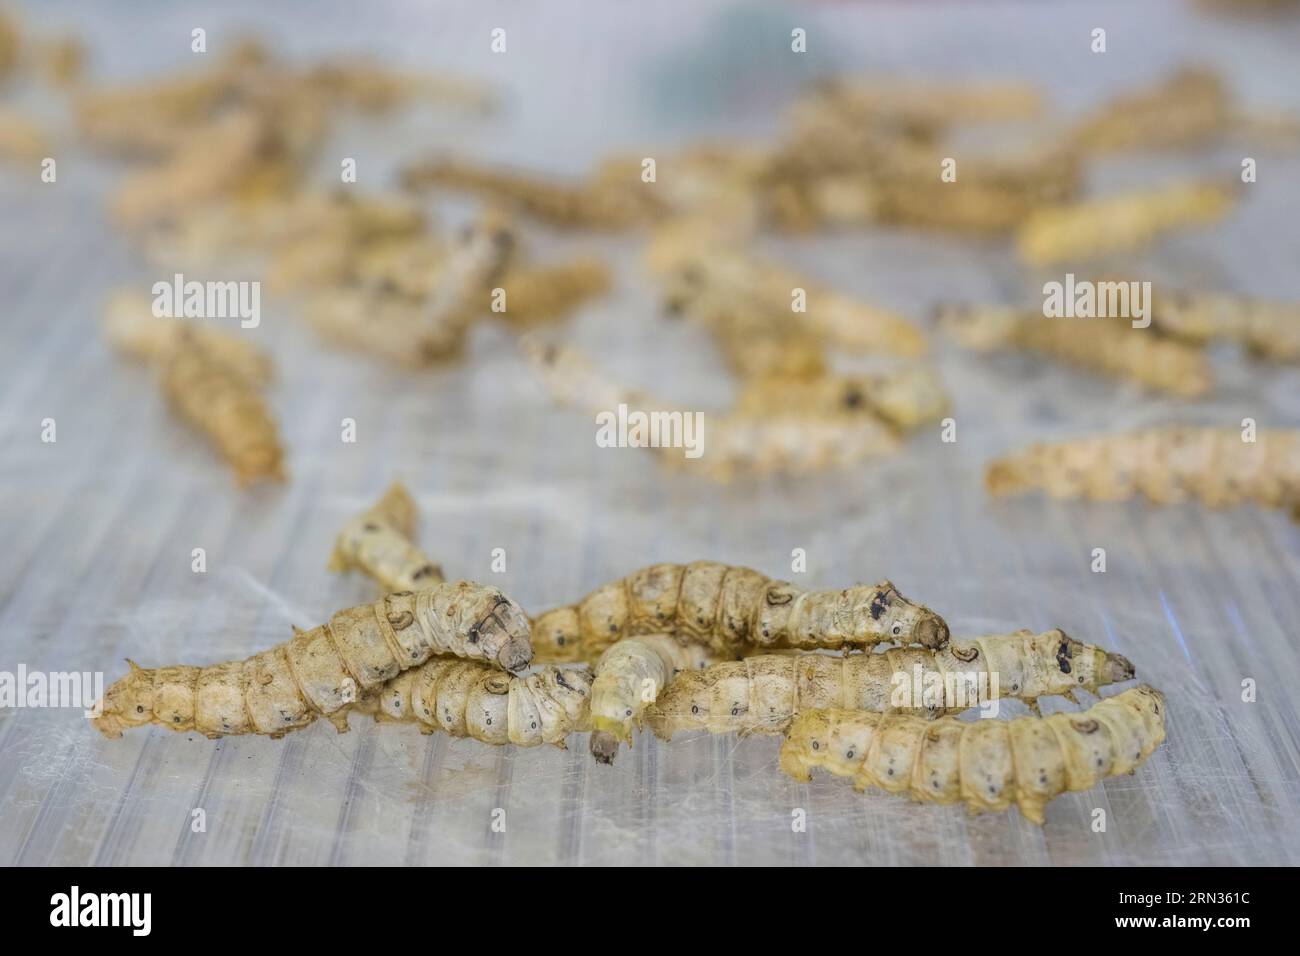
[523,339,902,480]
[494,259,612,327]
[663,249,929,359]
[732,366,949,434]
[986,427,1300,518]
[809,76,1045,127]
[153,332,284,485]
[1151,291,1300,362]
[1068,67,1231,154]
[109,109,274,227]
[1016,182,1235,265]
[779,685,1166,824]
[938,305,1214,397]
[528,561,948,667]
[588,633,734,763]
[329,482,444,594]
[93,582,534,739]
[401,155,664,229]
[645,629,1135,740]
[365,659,591,747]
[301,218,513,364]
[104,288,273,387]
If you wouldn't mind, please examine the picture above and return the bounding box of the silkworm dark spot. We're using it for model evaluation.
[413,564,438,580]
[625,709,632,716]
[846,749,855,759]
[842,387,865,410]
[467,628,479,643]
[555,636,566,646]
[869,592,889,620]
[531,721,537,730]
[811,740,820,751]
[1056,639,1073,674]
[951,645,979,663]
[1073,718,1099,734]
[730,706,740,716]
[136,705,144,714]
[886,768,894,776]
[691,705,699,715]
[363,522,380,532]
[387,610,414,630]
[485,717,492,725]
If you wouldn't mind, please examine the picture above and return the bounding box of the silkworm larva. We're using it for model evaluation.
[303,60,496,114]
[779,685,1166,824]
[160,331,285,484]
[732,366,949,434]
[1151,291,1300,362]
[1016,182,1235,266]
[986,427,1300,516]
[938,306,1214,397]
[366,660,591,747]
[104,288,272,387]
[588,633,734,763]
[401,155,664,229]
[646,629,1135,740]
[110,109,272,227]
[664,249,928,358]
[494,259,612,327]
[302,218,514,364]
[529,561,948,666]
[329,482,444,594]
[1068,67,1231,154]
[523,339,902,481]
[809,76,1045,127]
[93,582,534,739]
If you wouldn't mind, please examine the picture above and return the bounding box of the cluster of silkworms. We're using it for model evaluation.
[39,11,1297,835]
[96,484,1168,824]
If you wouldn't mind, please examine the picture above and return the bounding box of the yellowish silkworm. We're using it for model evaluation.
[645,629,1135,740]
[493,259,612,327]
[1151,291,1300,362]
[528,560,948,665]
[588,633,734,763]
[938,305,1214,397]
[1016,182,1235,266]
[779,685,1166,824]
[524,339,903,480]
[1068,67,1231,154]
[301,218,513,364]
[329,482,444,594]
[401,155,664,229]
[986,426,1300,519]
[365,659,591,747]
[732,366,949,434]
[93,582,534,739]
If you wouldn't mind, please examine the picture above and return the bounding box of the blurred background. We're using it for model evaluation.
[1,0,1299,865]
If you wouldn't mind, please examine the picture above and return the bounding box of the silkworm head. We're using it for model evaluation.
[851,583,949,648]
[473,595,533,674]
[92,661,155,738]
